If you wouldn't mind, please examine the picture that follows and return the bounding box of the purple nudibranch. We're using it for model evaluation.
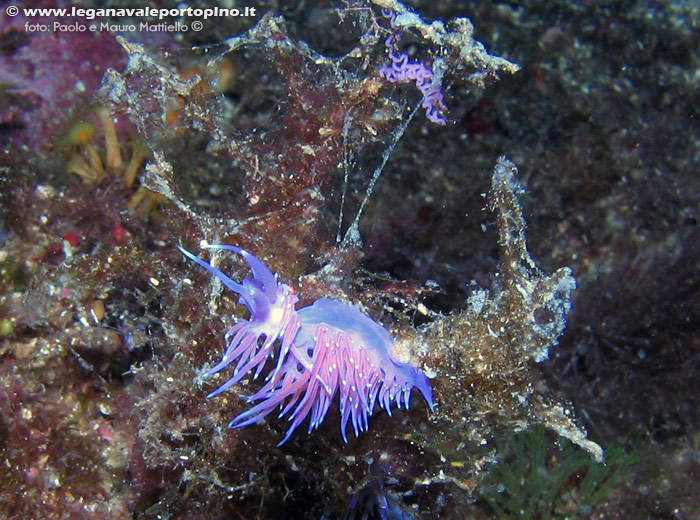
[179,244,434,445]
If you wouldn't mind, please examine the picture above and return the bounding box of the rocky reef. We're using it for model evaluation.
[1,1,699,518]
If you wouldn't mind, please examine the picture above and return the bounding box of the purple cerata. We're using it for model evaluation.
[179,244,434,445]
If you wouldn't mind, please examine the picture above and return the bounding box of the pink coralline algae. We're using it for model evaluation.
[0,12,125,151]
[179,245,434,445]
[379,9,448,125]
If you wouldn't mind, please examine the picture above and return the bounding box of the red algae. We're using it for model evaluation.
[2,0,698,518]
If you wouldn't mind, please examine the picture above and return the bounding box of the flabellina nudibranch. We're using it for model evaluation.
[179,244,434,445]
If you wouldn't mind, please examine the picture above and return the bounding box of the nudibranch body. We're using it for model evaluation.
[179,244,434,445]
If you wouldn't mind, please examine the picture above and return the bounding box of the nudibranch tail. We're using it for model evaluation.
[180,244,434,444]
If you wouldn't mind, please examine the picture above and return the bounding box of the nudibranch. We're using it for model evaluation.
[179,244,434,444]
